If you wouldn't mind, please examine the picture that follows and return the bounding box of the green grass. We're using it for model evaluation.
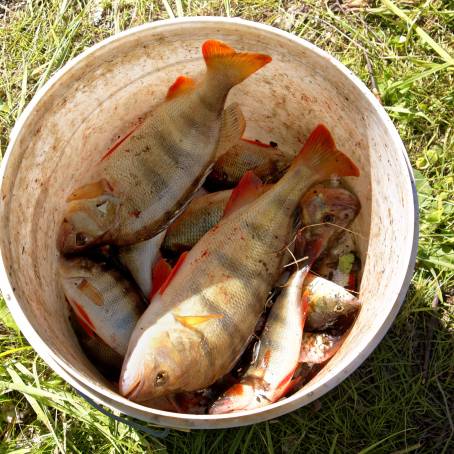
[1,0,453,452]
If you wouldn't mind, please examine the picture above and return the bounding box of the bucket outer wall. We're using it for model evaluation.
[0,18,418,429]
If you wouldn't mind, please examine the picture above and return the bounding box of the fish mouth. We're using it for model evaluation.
[120,368,145,401]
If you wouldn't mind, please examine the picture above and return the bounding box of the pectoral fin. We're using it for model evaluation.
[66,179,113,202]
[77,279,104,306]
[174,314,223,328]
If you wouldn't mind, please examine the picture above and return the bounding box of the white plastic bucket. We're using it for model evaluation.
[0,17,418,429]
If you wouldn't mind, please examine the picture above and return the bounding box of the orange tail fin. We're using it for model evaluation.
[291,125,360,178]
[202,39,271,86]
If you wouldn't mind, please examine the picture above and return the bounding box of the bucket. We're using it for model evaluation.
[0,17,418,430]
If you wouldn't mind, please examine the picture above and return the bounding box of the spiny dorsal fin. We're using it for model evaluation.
[166,76,196,100]
[240,138,273,148]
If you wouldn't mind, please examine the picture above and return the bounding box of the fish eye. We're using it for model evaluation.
[75,232,87,246]
[155,371,168,387]
[335,304,344,312]
[96,201,108,214]
[323,214,335,223]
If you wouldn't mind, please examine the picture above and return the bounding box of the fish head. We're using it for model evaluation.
[120,323,194,402]
[305,276,361,330]
[300,184,360,261]
[57,193,120,253]
[59,256,97,281]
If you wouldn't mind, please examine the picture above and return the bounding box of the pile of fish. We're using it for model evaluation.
[58,39,362,414]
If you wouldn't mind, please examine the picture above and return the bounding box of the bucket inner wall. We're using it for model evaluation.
[0,21,415,426]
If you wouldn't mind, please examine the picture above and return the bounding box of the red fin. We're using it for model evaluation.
[74,313,95,337]
[241,138,273,148]
[301,294,310,330]
[166,76,196,100]
[292,125,360,178]
[100,122,142,162]
[73,302,95,331]
[347,271,357,291]
[158,251,189,296]
[223,171,264,217]
[149,258,172,301]
[304,237,325,265]
[202,40,272,84]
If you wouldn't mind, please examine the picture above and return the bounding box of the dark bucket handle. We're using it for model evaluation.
[76,390,170,439]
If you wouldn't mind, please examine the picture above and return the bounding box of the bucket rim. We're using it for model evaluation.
[0,16,419,428]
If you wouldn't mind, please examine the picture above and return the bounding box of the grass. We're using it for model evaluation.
[0,0,453,452]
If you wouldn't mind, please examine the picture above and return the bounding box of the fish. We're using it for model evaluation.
[69,307,123,377]
[59,257,145,356]
[162,190,232,256]
[162,184,270,256]
[119,124,360,402]
[295,182,360,263]
[118,231,166,297]
[205,138,292,190]
[313,231,360,290]
[57,40,272,254]
[209,267,309,414]
[303,273,361,331]
[298,332,343,364]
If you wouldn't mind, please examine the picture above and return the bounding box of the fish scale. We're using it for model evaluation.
[58,40,271,253]
[59,257,145,356]
[120,124,360,402]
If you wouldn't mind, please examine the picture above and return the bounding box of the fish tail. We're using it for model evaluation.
[290,125,360,178]
[202,40,272,87]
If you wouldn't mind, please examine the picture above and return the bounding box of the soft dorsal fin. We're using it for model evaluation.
[215,103,246,157]
[149,257,172,301]
[222,171,265,218]
[173,314,223,329]
[166,76,196,100]
[158,251,188,296]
